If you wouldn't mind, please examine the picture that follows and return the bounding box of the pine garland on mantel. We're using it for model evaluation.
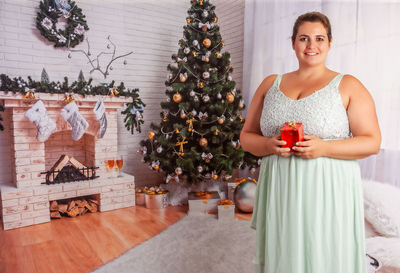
[0,73,145,134]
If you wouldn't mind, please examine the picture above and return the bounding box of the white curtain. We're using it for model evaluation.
[243,0,400,187]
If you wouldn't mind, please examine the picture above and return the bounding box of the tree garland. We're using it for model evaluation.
[36,0,89,48]
[0,74,145,134]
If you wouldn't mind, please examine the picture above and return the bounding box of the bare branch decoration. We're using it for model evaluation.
[69,35,133,79]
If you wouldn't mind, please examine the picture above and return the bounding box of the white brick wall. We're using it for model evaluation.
[0,0,244,187]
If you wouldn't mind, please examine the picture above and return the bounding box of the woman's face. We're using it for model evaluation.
[292,21,331,67]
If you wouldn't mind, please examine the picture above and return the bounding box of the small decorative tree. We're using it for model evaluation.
[139,0,259,183]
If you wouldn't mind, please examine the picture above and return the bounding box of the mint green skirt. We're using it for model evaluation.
[251,155,366,273]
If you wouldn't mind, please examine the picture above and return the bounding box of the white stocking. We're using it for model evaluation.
[25,100,56,142]
[61,102,88,141]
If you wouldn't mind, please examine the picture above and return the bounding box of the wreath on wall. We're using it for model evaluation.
[36,0,89,48]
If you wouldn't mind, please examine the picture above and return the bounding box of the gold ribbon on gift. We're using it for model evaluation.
[288,121,296,127]
[24,90,36,100]
[234,177,258,185]
[218,199,234,206]
[194,191,213,199]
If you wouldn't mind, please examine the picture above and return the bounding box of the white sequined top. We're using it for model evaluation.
[260,74,352,140]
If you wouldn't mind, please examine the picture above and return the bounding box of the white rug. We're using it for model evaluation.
[92,215,256,273]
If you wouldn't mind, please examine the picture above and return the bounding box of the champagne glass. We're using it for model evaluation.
[116,155,123,177]
[106,158,115,178]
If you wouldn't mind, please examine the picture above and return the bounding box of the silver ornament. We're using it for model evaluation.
[191,109,197,116]
[184,47,190,54]
[193,40,199,46]
[157,146,163,153]
[234,181,257,213]
[107,44,111,49]
[68,53,72,58]
[202,10,208,18]
[217,93,222,99]
[194,96,199,102]
[202,72,210,79]
[258,159,262,166]
[124,60,127,65]
[110,66,113,70]
[180,110,186,119]
[175,167,182,175]
[197,166,203,173]
[202,95,210,102]
[167,98,170,102]
[190,90,195,96]
[88,51,91,56]
[228,76,232,81]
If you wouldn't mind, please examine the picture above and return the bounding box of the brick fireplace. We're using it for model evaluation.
[0,91,135,230]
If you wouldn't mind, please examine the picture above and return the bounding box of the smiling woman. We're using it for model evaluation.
[240,11,381,273]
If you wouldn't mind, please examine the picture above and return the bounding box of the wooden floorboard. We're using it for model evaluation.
[0,205,252,273]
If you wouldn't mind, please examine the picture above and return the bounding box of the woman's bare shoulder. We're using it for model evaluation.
[256,74,278,97]
[340,74,369,95]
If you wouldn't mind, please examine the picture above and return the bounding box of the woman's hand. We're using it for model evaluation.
[268,134,291,157]
[292,135,327,159]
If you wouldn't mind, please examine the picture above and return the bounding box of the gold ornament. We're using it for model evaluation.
[218,116,225,124]
[192,51,197,57]
[24,90,35,100]
[204,57,209,62]
[109,88,119,97]
[216,52,221,58]
[214,17,218,23]
[200,0,203,5]
[176,137,188,156]
[199,82,204,88]
[214,129,219,135]
[187,18,191,24]
[173,92,182,103]
[239,115,244,122]
[147,130,155,140]
[163,113,168,122]
[199,137,208,147]
[226,92,235,103]
[175,128,180,134]
[179,73,187,82]
[203,38,211,48]
[221,41,225,47]
[212,173,219,180]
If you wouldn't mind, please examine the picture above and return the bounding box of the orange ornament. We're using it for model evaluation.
[226,92,234,103]
[147,130,155,140]
[173,92,182,103]
[199,137,208,147]
[203,38,211,48]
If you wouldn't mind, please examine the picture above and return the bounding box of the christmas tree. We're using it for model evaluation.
[139,0,259,183]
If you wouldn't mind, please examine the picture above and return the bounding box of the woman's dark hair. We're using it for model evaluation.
[291,11,332,44]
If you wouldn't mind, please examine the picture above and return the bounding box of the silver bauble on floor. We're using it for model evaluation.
[234,181,257,213]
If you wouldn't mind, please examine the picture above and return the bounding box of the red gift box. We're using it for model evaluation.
[280,121,304,151]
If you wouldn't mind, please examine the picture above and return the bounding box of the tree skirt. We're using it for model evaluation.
[92,215,256,273]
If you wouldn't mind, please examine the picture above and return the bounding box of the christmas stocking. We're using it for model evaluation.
[61,102,88,141]
[93,99,107,138]
[25,100,56,142]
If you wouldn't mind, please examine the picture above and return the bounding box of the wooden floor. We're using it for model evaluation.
[0,205,252,273]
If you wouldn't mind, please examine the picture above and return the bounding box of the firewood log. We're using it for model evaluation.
[58,204,68,214]
[50,200,59,211]
[85,202,97,213]
[69,156,93,177]
[50,211,61,219]
[48,155,70,182]
[66,206,80,217]
[78,207,88,215]
[67,200,76,211]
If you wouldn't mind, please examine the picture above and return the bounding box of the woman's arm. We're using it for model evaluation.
[240,75,291,157]
[294,75,381,160]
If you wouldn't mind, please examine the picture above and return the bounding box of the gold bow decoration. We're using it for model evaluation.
[176,137,188,156]
[24,89,36,100]
[186,117,196,132]
[64,93,75,103]
[288,121,296,127]
[109,88,119,97]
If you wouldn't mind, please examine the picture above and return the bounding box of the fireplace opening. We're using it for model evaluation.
[50,194,100,219]
[42,154,98,185]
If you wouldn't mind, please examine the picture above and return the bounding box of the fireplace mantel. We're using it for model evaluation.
[0,91,136,230]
